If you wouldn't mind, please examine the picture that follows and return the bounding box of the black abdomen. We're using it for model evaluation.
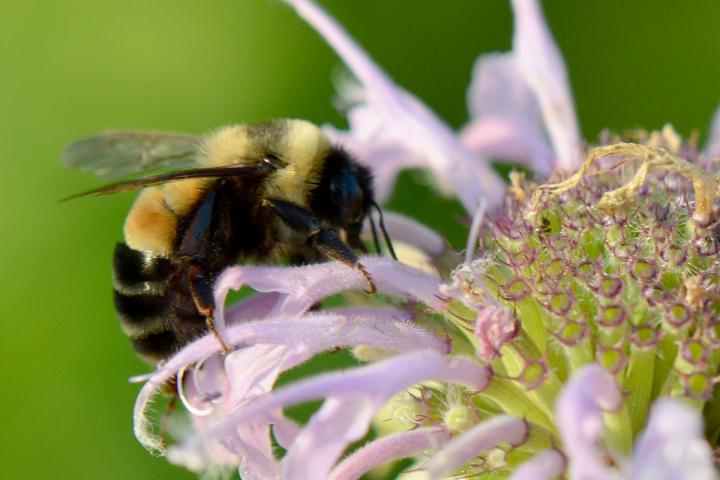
[112,243,208,363]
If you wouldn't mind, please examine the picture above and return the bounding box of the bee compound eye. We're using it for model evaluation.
[263,153,286,169]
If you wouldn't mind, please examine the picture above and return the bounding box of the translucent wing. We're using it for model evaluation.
[61,131,201,179]
[59,163,276,202]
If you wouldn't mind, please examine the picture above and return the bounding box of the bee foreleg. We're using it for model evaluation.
[312,229,376,294]
[264,198,377,294]
[188,262,230,354]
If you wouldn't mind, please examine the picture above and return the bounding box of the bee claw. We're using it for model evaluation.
[355,262,377,294]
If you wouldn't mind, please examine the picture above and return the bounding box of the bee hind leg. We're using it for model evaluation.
[188,262,230,354]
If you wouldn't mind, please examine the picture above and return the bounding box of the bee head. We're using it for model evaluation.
[311,146,373,248]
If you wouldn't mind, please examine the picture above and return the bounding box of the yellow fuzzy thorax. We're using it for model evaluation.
[199,119,328,206]
[123,119,330,256]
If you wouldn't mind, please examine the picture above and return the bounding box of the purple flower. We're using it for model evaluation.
[128,1,720,478]
[555,366,716,480]
[462,0,582,176]
[288,0,582,212]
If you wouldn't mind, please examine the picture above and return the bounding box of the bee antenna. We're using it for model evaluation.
[371,200,397,260]
[368,213,382,256]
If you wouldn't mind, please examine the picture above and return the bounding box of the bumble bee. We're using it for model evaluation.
[63,119,394,363]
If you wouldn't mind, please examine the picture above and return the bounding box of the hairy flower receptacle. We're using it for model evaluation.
[443,402,478,433]
[442,132,720,472]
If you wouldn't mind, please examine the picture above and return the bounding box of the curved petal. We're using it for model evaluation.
[631,399,717,480]
[176,351,491,472]
[364,211,447,257]
[555,365,623,480]
[703,101,720,161]
[224,292,282,324]
[510,449,566,480]
[285,0,506,213]
[231,418,283,480]
[463,53,554,175]
[225,345,299,403]
[134,310,447,453]
[283,396,379,480]
[329,427,450,480]
[424,416,528,479]
[214,257,447,329]
[271,411,302,450]
[510,0,582,172]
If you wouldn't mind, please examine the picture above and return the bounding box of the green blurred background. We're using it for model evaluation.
[3,0,720,478]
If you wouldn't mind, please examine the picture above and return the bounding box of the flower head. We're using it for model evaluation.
[130,1,720,479]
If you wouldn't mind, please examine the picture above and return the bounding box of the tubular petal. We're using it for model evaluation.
[463,53,553,175]
[510,0,582,171]
[631,399,717,480]
[214,257,446,328]
[555,365,623,480]
[182,351,491,461]
[134,311,446,453]
[285,0,506,212]
[510,449,566,480]
[424,415,528,479]
[329,427,450,480]
[704,102,720,161]
[283,396,378,480]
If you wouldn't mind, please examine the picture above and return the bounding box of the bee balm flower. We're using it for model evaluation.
[130,1,720,479]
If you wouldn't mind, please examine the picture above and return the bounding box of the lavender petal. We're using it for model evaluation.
[555,364,622,480]
[282,396,379,480]
[370,211,447,257]
[225,345,299,402]
[631,399,717,480]
[134,311,446,453]
[180,351,491,467]
[511,0,582,172]
[224,292,282,324]
[285,0,506,212]
[510,449,566,480]
[704,102,720,160]
[215,257,446,328]
[271,411,302,450]
[463,53,554,175]
[424,416,528,479]
[231,420,283,480]
[329,427,450,480]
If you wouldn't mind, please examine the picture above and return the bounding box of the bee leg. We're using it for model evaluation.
[264,199,377,294]
[314,229,376,294]
[188,262,230,355]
